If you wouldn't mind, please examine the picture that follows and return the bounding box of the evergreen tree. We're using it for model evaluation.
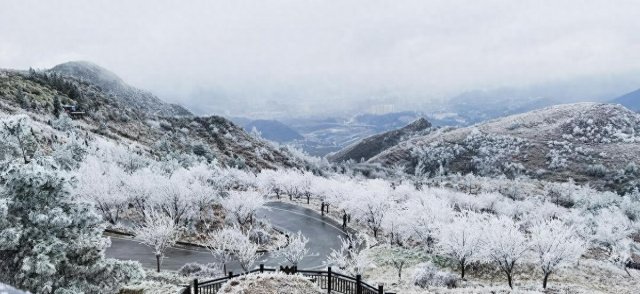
[0,163,144,293]
[53,96,62,118]
[16,90,28,109]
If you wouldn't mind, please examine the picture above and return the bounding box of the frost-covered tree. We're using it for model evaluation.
[1,115,39,164]
[277,231,309,266]
[74,156,128,225]
[481,216,529,289]
[529,219,585,288]
[233,230,262,272]
[206,227,246,274]
[154,182,195,225]
[436,211,485,279]
[221,190,266,229]
[52,134,87,170]
[133,209,183,272]
[378,246,426,282]
[349,179,393,238]
[326,235,372,276]
[0,163,144,293]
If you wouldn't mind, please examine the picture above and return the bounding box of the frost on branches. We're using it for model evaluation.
[132,209,183,273]
[0,163,143,293]
[277,231,310,266]
[529,219,585,288]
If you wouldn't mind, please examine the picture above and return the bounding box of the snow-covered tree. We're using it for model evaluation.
[206,227,246,274]
[73,156,128,225]
[326,235,372,276]
[52,134,87,170]
[481,216,529,289]
[0,162,144,293]
[436,211,485,279]
[1,115,39,164]
[133,209,183,272]
[154,182,196,225]
[349,179,393,238]
[277,231,309,266]
[529,219,585,288]
[377,246,426,282]
[234,230,262,272]
[221,190,266,229]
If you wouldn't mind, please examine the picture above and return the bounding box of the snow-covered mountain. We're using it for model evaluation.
[49,61,192,116]
[370,103,640,192]
[0,64,314,170]
[327,118,431,163]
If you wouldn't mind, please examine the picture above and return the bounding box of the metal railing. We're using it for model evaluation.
[184,264,395,294]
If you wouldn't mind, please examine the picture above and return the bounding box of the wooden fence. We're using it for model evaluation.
[183,264,396,294]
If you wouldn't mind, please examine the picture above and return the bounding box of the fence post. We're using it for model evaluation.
[356,274,362,294]
[260,264,264,273]
[378,284,383,294]
[193,279,198,294]
[327,267,332,294]
[228,271,233,279]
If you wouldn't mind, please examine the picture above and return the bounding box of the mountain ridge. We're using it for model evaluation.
[49,61,192,116]
[369,103,640,192]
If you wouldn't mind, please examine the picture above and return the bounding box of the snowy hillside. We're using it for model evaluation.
[370,103,640,192]
[50,61,192,116]
[0,66,317,171]
[328,118,432,163]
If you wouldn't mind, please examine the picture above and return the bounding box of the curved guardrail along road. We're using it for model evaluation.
[105,201,347,272]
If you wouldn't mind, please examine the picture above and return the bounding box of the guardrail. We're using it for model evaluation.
[183,264,395,294]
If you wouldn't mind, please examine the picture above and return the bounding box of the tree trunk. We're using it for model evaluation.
[543,272,550,289]
[156,254,161,273]
[507,272,513,289]
[460,259,466,279]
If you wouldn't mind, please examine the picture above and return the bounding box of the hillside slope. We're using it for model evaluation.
[50,61,192,116]
[0,65,312,171]
[328,118,431,162]
[612,88,640,111]
[370,103,640,192]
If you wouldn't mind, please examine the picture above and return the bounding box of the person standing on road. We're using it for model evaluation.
[342,213,347,229]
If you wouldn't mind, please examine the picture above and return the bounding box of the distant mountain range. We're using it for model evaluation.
[611,88,640,111]
[242,119,303,142]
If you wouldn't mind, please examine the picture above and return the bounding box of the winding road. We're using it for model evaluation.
[105,201,347,272]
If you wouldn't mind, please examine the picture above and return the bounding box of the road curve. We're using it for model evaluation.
[105,201,347,272]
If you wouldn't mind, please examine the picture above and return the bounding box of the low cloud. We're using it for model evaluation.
[2,0,640,117]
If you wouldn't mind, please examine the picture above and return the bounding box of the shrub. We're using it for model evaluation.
[249,227,272,245]
[586,164,608,178]
[177,263,221,278]
[412,262,458,289]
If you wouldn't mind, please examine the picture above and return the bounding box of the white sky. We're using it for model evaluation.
[1,0,640,116]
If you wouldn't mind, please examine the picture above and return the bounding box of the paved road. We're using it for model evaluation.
[105,201,347,272]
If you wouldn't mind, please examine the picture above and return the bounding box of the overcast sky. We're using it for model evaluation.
[1,0,640,117]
